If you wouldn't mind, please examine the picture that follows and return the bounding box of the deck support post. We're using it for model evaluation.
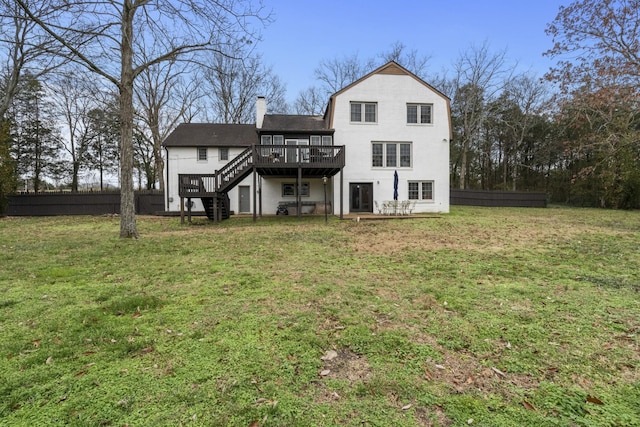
[180,197,185,224]
[297,166,302,219]
[253,167,257,222]
[339,167,344,219]
[258,177,262,218]
[187,197,192,223]
[213,169,219,223]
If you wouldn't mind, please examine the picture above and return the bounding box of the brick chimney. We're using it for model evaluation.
[256,96,266,129]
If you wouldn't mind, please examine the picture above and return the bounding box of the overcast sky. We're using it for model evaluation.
[258,0,567,102]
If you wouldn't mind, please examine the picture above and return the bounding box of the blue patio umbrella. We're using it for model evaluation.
[393,170,399,201]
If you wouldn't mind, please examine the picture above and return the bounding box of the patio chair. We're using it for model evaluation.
[400,200,410,215]
[407,200,416,214]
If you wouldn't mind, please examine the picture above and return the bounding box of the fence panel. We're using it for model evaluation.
[7,191,164,216]
[450,189,547,208]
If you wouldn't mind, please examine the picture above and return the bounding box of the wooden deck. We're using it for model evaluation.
[178,145,345,198]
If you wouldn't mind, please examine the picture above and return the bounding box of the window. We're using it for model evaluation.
[386,144,397,167]
[282,182,309,197]
[273,135,284,145]
[322,135,333,146]
[350,102,377,123]
[261,135,272,145]
[372,142,412,168]
[407,104,433,124]
[311,135,321,145]
[408,181,433,200]
[372,144,383,167]
[400,144,411,167]
[197,147,207,161]
[219,147,229,161]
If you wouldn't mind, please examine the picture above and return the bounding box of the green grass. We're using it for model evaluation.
[0,207,638,426]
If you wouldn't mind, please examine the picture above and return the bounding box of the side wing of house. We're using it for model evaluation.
[328,62,451,214]
[162,123,255,213]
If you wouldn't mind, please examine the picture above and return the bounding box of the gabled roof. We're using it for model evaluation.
[162,123,256,147]
[261,114,331,132]
[324,61,452,134]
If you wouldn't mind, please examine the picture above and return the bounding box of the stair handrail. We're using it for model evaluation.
[215,145,254,193]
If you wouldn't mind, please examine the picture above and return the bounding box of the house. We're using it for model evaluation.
[162,61,451,220]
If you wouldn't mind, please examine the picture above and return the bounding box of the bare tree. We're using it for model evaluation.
[48,68,102,191]
[450,41,514,189]
[16,0,270,237]
[500,74,550,190]
[314,53,376,97]
[0,0,60,119]
[135,59,199,191]
[376,41,431,80]
[203,49,287,124]
[295,42,433,116]
[293,86,326,115]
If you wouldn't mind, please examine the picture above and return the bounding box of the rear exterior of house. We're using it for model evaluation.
[326,62,451,214]
[162,61,451,219]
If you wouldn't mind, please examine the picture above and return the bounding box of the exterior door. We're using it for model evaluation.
[350,183,373,212]
[239,186,250,213]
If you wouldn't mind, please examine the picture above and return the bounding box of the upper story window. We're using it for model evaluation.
[219,147,229,161]
[322,135,333,146]
[351,102,377,123]
[197,147,207,161]
[407,103,433,124]
[261,135,284,145]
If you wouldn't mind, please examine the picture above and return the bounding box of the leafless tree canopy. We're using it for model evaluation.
[14,0,270,237]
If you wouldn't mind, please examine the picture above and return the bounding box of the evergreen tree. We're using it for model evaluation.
[0,119,17,215]
[9,75,64,192]
[86,103,120,191]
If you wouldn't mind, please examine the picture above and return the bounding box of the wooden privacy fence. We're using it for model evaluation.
[6,189,546,216]
[450,189,547,208]
[7,191,164,216]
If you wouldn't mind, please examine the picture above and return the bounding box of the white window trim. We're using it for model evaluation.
[371,142,412,168]
[408,180,434,201]
[350,102,377,124]
[407,103,433,125]
[282,182,310,197]
[197,147,207,162]
[219,147,229,161]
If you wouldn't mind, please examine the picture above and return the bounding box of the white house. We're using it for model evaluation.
[163,61,451,220]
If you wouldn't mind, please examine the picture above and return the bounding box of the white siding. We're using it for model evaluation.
[332,73,450,213]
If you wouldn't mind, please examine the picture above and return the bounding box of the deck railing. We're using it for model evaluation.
[178,145,345,197]
[253,145,344,167]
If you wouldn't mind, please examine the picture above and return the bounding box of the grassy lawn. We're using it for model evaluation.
[0,206,639,426]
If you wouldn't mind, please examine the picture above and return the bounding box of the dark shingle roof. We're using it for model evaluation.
[162,123,256,147]
[261,115,330,132]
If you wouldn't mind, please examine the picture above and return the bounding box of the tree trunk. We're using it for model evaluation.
[72,161,79,192]
[459,136,469,189]
[119,2,138,238]
[151,123,165,191]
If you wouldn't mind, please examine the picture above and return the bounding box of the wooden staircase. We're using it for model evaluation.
[204,146,253,221]
[178,144,345,222]
[202,194,230,221]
